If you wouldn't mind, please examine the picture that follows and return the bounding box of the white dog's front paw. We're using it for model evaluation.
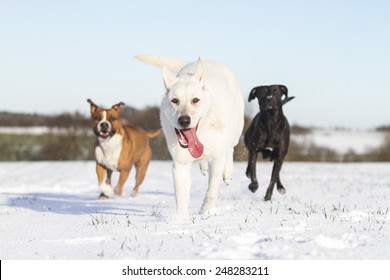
[223,168,233,185]
[99,183,114,198]
[223,176,232,185]
[199,206,219,217]
[199,200,216,214]
[199,162,208,176]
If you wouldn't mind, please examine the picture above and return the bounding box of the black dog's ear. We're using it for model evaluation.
[278,85,295,105]
[248,88,257,102]
[279,85,288,96]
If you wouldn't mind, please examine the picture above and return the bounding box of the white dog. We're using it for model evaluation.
[136,55,244,217]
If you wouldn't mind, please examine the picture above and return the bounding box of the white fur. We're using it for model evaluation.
[95,134,123,171]
[136,55,244,218]
[96,111,112,133]
[135,55,188,72]
[99,181,114,197]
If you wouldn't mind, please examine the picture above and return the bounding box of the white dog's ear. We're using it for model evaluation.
[194,58,205,85]
[162,67,178,89]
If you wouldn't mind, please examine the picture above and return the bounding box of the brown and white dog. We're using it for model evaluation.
[87,99,161,199]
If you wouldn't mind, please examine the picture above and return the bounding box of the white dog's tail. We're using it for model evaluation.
[135,54,188,72]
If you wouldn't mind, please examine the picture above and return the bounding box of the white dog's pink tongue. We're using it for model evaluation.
[182,128,204,158]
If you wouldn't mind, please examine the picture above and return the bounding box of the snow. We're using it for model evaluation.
[0,126,52,134]
[292,129,386,153]
[0,160,389,260]
[0,126,91,135]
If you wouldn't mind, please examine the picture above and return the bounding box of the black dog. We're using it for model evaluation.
[244,85,295,200]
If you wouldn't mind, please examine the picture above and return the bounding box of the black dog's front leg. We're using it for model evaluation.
[246,150,259,193]
[276,175,286,194]
[264,159,283,200]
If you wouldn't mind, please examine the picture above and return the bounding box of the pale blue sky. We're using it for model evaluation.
[0,0,389,129]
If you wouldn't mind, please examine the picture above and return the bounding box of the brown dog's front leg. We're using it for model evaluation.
[114,169,131,196]
[96,164,113,199]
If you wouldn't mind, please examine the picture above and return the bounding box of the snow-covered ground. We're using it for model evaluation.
[0,160,389,260]
[292,129,386,154]
[0,126,91,135]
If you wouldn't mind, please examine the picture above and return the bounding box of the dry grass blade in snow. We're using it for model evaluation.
[0,161,389,259]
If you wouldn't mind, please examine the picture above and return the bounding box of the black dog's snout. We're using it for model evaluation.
[178,115,191,128]
[266,95,273,101]
[100,122,110,132]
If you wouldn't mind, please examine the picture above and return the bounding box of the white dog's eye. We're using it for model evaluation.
[192,98,200,104]
[171,98,179,105]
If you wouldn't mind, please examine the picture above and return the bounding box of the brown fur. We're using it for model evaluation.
[87,99,161,199]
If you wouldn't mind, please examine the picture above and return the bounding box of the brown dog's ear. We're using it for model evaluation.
[111,102,125,112]
[248,88,257,102]
[87,99,99,114]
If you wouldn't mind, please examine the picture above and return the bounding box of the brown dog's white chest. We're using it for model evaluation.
[95,134,123,171]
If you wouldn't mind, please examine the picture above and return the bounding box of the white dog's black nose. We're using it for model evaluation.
[178,115,191,128]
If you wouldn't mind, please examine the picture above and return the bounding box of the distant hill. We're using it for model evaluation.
[0,106,167,161]
[0,109,389,162]
[0,111,89,128]
[0,105,161,130]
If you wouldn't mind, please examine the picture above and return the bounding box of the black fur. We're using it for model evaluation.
[244,85,295,200]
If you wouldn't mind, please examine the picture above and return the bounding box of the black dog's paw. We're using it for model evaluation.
[277,185,286,194]
[248,182,258,193]
[264,195,272,201]
[245,167,251,179]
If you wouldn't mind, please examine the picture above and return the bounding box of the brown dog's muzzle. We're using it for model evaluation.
[95,121,116,139]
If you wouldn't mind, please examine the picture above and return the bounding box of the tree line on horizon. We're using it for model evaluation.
[0,108,389,162]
